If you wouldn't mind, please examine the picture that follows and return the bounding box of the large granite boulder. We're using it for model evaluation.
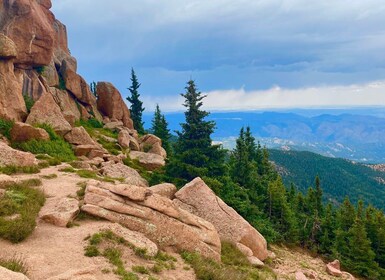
[64,126,97,146]
[10,122,50,142]
[0,142,37,167]
[140,134,167,159]
[26,90,72,135]
[96,82,133,129]
[81,180,221,261]
[174,177,268,261]
[0,266,30,280]
[100,162,148,187]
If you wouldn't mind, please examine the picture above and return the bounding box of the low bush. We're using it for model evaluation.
[23,94,34,113]
[0,179,45,243]
[0,118,14,140]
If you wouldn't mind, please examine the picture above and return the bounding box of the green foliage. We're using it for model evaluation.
[23,94,35,113]
[58,73,66,90]
[84,245,100,257]
[151,104,172,155]
[15,138,75,162]
[34,66,45,75]
[269,149,385,209]
[132,265,149,274]
[126,68,145,134]
[0,118,14,139]
[166,80,226,186]
[0,165,40,175]
[0,179,45,243]
[181,244,274,280]
[0,255,28,275]
[76,118,103,129]
[90,81,97,98]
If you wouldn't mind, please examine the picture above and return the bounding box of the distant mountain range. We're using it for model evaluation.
[144,109,385,163]
[269,149,385,210]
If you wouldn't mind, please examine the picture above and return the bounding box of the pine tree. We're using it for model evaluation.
[315,175,323,215]
[166,80,225,185]
[151,104,172,155]
[127,68,145,134]
[319,203,335,254]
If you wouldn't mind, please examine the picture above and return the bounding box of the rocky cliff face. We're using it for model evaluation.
[0,0,127,127]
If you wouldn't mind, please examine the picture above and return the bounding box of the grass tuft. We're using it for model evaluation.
[0,165,40,175]
[0,180,45,243]
[0,255,28,275]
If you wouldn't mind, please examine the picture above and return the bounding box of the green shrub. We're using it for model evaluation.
[15,139,75,162]
[132,265,149,274]
[0,118,14,140]
[75,118,103,129]
[0,255,28,275]
[35,124,59,141]
[23,94,35,113]
[84,245,100,257]
[34,66,45,75]
[0,180,45,243]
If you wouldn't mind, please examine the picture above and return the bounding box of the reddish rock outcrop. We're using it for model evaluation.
[64,126,97,146]
[174,177,268,261]
[39,197,79,227]
[0,0,56,68]
[10,122,50,142]
[97,82,134,129]
[0,34,27,121]
[0,266,30,280]
[81,180,221,261]
[26,90,72,135]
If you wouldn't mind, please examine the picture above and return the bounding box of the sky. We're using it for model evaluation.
[51,0,385,112]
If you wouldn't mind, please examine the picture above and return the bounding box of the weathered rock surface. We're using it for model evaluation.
[74,145,106,159]
[101,223,158,257]
[81,180,221,261]
[39,197,79,227]
[50,87,82,125]
[0,33,18,58]
[97,82,133,129]
[118,130,130,149]
[46,266,98,280]
[140,134,167,158]
[110,184,152,201]
[174,177,268,261]
[100,162,148,187]
[326,260,342,277]
[129,151,165,171]
[10,122,50,142]
[26,90,72,135]
[295,271,309,280]
[0,35,27,121]
[0,142,37,167]
[0,0,56,68]
[0,266,30,280]
[64,126,97,146]
[151,183,177,199]
[22,70,47,101]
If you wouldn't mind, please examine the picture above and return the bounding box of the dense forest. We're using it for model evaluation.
[269,149,385,209]
[142,80,385,280]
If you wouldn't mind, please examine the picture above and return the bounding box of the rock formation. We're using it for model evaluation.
[0,142,37,167]
[81,179,222,261]
[174,177,268,261]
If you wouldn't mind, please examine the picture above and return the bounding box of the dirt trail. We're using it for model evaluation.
[0,165,195,280]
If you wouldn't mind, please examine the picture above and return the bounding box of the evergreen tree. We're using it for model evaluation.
[315,175,323,215]
[166,80,225,185]
[319,203,335,255]
[151,104,172,155]
[127,68,145,134]
[90,81,97,97]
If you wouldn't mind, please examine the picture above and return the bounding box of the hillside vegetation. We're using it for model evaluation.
[269,149,385,209]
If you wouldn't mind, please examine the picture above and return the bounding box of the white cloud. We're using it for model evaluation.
[150,81,385,111]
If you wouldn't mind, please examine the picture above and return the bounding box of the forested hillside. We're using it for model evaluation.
[269,149,385,209]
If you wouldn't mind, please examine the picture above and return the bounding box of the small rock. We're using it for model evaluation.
[236,242,254,257]
[295,271,308,280]
[100,162,148,187]
[151,183,177,199]
[40,197,79,227]
[101,223,158,257]
[303,270,317,279]
[247,256,264,267]
[118,130,130,149]
[129,151,165,171]
[103,121,124,130]
[326,259,342,277]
